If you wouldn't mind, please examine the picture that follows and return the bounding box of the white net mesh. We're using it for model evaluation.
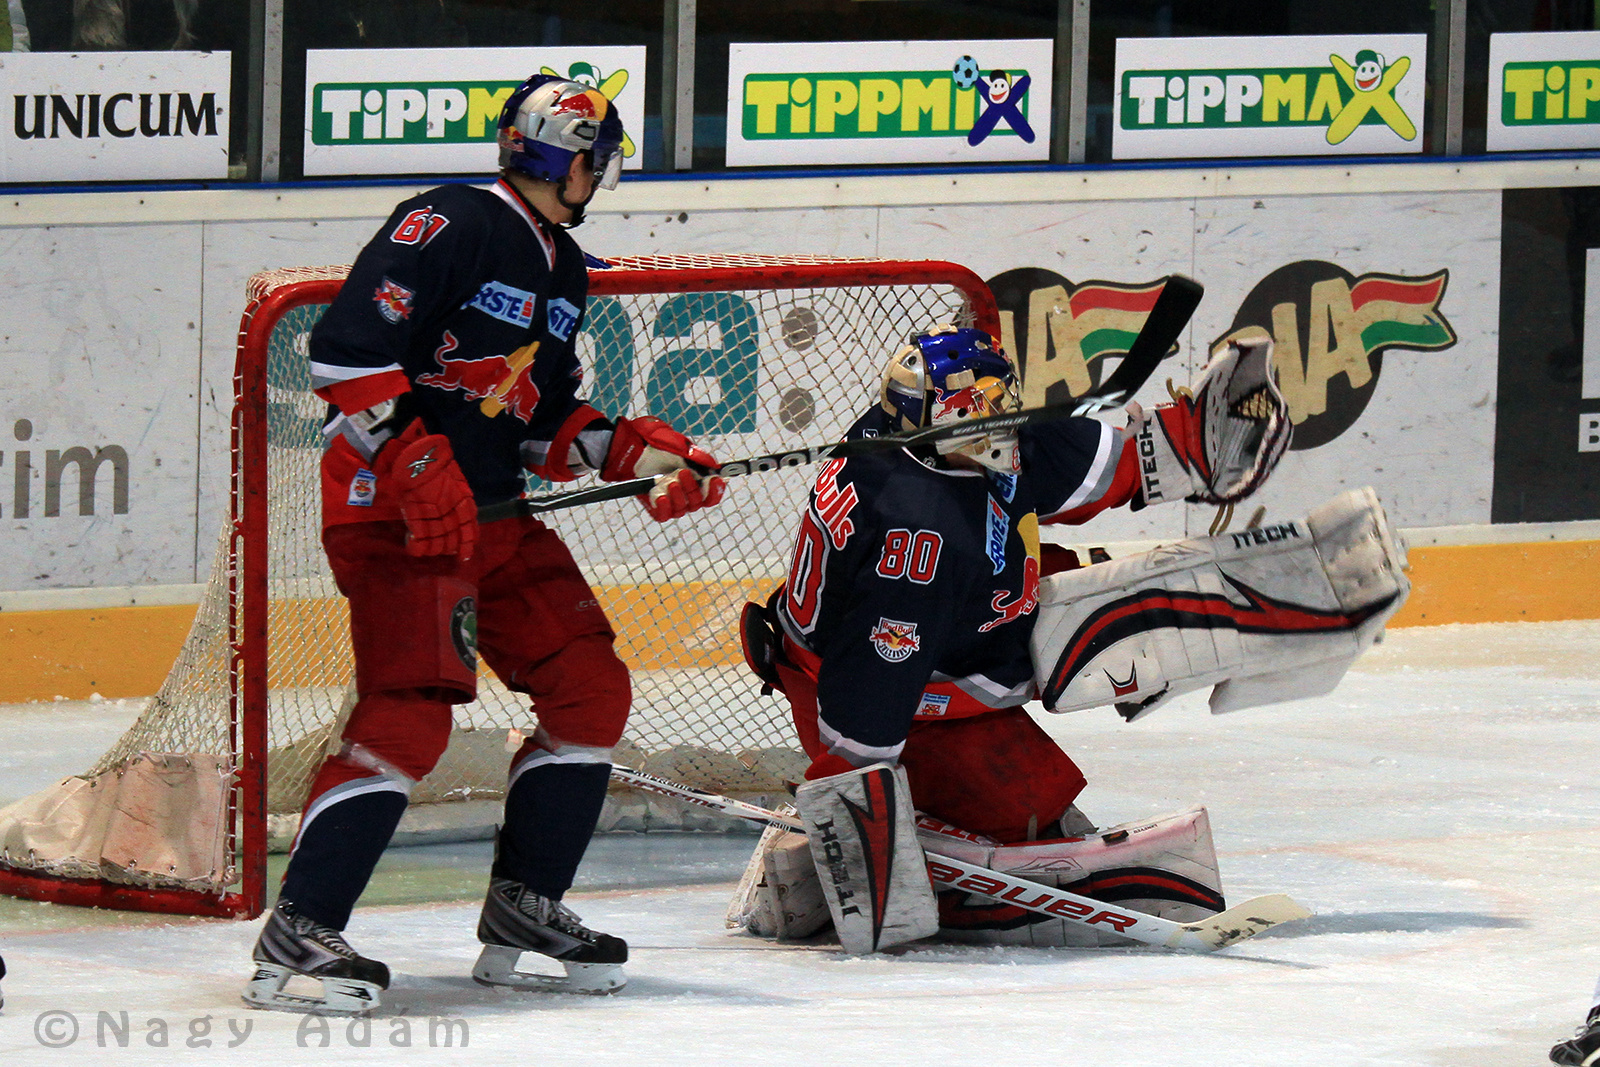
[43,256,987,895]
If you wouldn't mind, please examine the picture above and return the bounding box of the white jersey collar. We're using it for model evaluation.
[491,178,557,271]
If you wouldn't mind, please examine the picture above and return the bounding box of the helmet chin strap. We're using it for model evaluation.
[555,173,597,228]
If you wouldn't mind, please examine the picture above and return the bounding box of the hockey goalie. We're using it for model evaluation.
[730,323,1408,951]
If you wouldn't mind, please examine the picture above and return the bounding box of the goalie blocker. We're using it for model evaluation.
[1033,487,1409,720]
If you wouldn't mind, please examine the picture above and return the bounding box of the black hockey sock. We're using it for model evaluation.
[493,761,611,900]
[280,789,410,929]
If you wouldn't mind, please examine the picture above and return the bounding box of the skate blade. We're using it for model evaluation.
[241,964,382,1016]
[471,945,626,995]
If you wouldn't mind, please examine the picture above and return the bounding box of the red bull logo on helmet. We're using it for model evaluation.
[416,331,543,422]
[869,617,921,662]
[931,384,984,423]
[553,89,607,120]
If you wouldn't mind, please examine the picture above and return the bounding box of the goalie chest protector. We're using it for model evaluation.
[778,408,1120,740]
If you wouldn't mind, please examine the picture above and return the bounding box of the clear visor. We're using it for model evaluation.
[593,143,623,190]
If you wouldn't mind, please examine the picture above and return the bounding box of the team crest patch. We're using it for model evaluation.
[869,617,921,662]
[374,277,415,323]
[545,297,581,341]
[347,467,376,507]
[450,596,478,672]
[464,280,536,327]
[986,496,1008,575]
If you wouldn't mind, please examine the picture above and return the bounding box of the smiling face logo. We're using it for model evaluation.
[1327,49,1416,144]
[986,71,1012,104]
[1352,50,1385,91]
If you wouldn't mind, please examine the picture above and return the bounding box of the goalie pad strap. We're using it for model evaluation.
[1031,487,1409,719]
[794,763,938,953]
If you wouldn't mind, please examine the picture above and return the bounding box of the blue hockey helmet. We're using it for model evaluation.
[497,74,625,190]
[880,325,1022,472]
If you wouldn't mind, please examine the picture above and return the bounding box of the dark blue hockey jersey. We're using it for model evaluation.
[776,407,1126,764]
[310,178,600,519]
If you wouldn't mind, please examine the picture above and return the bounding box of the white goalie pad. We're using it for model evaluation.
[924,807,1223,947]
[794,763,939,953]
[1032,487,1410,720]
[726,818,831,941]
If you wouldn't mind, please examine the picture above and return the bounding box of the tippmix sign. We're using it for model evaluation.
[1114,35,1425,160]
[303,46,645,177]
[726,39,1053,166]
[1487,31,1600,151]
[1,51,230,181]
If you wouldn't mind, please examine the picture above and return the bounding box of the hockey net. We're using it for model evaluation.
[0,254,997,918]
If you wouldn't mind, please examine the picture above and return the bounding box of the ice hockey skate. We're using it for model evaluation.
[474,877,627,994]
[241,899,389,1016]
[1552,1012,1600,1066]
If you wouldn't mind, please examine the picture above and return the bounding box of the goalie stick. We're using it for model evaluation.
[478,274,1205,522]
[610,765,1309,952]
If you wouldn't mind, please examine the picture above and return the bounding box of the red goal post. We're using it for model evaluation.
[0,254,999,919]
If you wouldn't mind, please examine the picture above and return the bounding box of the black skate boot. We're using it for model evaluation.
[1552,1010,1600,1066]
[242,899,390,1016]
[473,877,627,994]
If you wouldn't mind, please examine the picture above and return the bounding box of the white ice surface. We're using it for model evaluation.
[1,621,1598,1065]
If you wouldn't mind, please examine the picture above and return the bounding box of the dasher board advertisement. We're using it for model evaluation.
[726,39,1054,166]
[1114,35,1426,160]
[1488,31,1600,152]
[303,47,646,177]
[0,51,230,182]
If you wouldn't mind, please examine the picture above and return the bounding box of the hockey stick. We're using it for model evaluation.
[610,765,1309,952]
[478,275,1204,522]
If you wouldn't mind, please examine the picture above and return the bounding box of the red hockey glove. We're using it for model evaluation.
[601,416,727,522]
[387,429,478,560]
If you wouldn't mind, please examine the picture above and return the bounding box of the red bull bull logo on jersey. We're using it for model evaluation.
[869,618,921,662]
[416,331,543,422]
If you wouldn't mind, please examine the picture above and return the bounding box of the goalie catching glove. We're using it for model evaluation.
[602,416,727,522]
[1131,331,1290,506]
[378,421,478,560]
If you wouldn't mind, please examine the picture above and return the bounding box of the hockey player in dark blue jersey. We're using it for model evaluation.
[243,74,725,1015]
[736,324,1299,952]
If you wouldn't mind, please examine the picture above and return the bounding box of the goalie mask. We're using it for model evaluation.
[498,74,625,223]
[880,326,1022,473]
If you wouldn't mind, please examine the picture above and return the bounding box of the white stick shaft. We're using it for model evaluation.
[609,767,1308,952]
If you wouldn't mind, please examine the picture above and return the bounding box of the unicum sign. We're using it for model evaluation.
[0,51,229,180]
[1114,34,1425,160]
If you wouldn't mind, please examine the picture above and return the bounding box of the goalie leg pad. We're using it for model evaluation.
[794,764,938,953]
[726,819,831,940]
[926,807,1223,947]
[1032,487,1409,719]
